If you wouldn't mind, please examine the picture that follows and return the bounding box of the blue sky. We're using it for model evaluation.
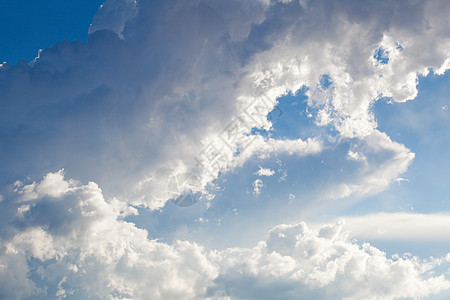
[372,72,450,214]
[1,1,450,299]
[0,0,102,64]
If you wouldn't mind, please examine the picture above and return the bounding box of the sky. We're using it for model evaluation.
[1,0,450,299]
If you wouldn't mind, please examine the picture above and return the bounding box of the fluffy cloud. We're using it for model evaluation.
[212,221,449,300]
[1,0,449,210]
[1,171,217,299]
[254,166,275,176]
[1,0,450,298]
[1,172,449,299]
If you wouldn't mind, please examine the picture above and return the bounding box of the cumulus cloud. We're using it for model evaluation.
[1,0,450,298]
[1,172,449,299]
[212,221,450,300]
[0,0,449,210]
[0,171,217,299]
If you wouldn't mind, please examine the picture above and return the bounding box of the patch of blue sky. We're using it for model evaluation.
[0,0,103,64]
[319,74,333,89]
[373,46,390,64]
[259,85,337,142]
[352,70,450,215]
[129,142,364,249]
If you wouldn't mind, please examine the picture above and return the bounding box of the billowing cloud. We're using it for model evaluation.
[1,0,450,298]
[212,221,449,300]
[1,171,449,299]
[1,171,218,299]
[1,0,449,210]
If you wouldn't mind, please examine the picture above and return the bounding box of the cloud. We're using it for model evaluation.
[253,178,264,195]
[212,221,450,300]
[1,0,450,298]
[324,131,415,200]
[1,171,218,299]
[339,212,450,241]
[0,0,449,211]
[0,248,38,299]
[0,0,320,210]
[254,166,275,176]
[88,0,138,38]
[1,171,449,299]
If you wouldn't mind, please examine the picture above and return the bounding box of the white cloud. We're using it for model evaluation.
[254,166,275,176]
[1,171,218,299]
[1,0,448,210]
[253,179,264,195]
[212,221,450,300]
[1,0,450,298]
[347,150,367,163]
[1,172,449,300]
[339,212,450,241]
[0,245,39,299]
[16,204,30,218]
[322,131,415,201]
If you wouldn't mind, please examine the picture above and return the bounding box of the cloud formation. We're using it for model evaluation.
[1,0,449,210]
[1,171,449,299]
[1,171,217,299]
[1,0,450,298]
